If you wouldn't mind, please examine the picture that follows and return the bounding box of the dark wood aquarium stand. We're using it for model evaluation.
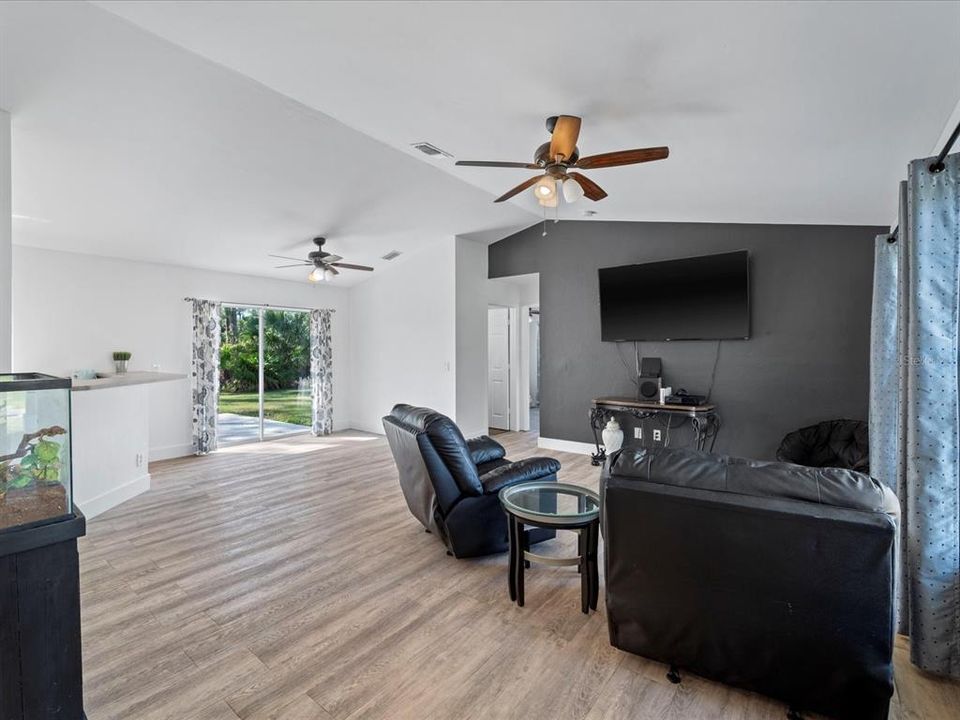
[0,509,87,720]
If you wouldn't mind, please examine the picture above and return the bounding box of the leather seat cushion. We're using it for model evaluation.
[480,456,561,494]
[390,403,482,496]
[609,447,897,516]
[468,435,507,465]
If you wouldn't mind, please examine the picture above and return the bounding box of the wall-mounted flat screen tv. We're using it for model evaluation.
[599,250,750,341]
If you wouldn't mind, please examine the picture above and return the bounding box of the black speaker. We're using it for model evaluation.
[640,357,662,377]
[638,357,662,400]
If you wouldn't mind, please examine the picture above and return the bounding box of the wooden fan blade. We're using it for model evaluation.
[330,262,374,272]
[575,146,669,170]
[456,160,540,169]
[327,266,340,276]
[548,115,582,162]
[568,172,608,201]
[269,254,308,262]
[494,174,542,203]
[274,263,309,268]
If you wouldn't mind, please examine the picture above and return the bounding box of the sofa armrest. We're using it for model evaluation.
[480,456,561,495]
[467,435,507,466]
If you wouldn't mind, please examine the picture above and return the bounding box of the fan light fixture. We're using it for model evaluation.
[562,177,585,203]
[538,193,558,208]
[534,176,557,201]
[271,237,374,280]
[456,115,669,206]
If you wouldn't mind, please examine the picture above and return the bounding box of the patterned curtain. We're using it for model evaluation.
[870,153,960,677]
[190,299,221,454]
[310,309,333,436]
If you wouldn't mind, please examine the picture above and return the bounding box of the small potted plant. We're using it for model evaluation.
[112,351,132,374]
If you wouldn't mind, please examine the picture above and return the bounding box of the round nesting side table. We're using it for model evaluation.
[498,481,601,614]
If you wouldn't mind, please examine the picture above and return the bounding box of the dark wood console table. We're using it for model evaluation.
[589,396,721,466]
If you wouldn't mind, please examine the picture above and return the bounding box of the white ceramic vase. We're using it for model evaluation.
[601,418,624,454]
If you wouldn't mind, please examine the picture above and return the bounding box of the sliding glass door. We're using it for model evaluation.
[218,305,311,445]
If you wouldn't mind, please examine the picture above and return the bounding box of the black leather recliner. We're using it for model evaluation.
[777,419,869,472]
[602,446,899,720]
[382,404,560,558]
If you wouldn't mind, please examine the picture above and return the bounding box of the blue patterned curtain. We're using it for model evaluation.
[190,299,221,454]
[309,309,333,436]
[870,154,960,677]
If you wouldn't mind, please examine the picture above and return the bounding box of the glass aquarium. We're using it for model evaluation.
[0,373,73,532]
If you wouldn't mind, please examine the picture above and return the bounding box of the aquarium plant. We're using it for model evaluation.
[0,425,66,497]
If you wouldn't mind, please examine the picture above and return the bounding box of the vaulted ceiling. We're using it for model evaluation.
[3,1,958,283]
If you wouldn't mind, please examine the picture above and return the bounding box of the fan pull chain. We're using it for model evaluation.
[542,204,548,237]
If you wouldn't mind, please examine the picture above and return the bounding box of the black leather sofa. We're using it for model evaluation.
[382,404,560,558]
[601,446,899,720]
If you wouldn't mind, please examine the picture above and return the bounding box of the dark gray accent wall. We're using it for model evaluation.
[489,220,883,459]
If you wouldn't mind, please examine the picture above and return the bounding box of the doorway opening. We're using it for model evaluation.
[487,306,511,434]
[485,273,540,437]
[528,307,540,434]
[218,305,311,445]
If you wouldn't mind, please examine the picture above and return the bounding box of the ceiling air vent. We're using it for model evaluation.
[411,142,452,159]
[381,250,402,261]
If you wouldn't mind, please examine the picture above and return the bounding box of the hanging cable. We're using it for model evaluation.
[705,340,722,402]
[615,342,640,389]
[930,118,960,174]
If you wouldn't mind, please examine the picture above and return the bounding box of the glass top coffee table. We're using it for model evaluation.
[499,481,601,614]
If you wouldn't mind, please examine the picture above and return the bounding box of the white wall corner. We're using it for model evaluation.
[931,95,960,156]
[454,235,489,435]
[0,110,11,372]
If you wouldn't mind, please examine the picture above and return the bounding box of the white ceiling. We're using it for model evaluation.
[0,2,535,285]
[3,2,959,287]
[94,0,960,226]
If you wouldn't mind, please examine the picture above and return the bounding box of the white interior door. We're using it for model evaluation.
[488,307,510,430]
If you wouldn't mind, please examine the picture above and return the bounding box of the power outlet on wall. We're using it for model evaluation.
[136,453,143,468]
[653,429,663,442]
[634,427,642,440]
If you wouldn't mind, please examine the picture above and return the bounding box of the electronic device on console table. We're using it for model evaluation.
[589,396,720,466]
[664,391,707,406]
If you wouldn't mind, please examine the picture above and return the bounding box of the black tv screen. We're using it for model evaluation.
[599,250,750,341]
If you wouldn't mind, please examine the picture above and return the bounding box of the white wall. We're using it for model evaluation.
[347,238,456,434]
[455,237,489,438]
[12,246,350,459]
[0,110,10,371]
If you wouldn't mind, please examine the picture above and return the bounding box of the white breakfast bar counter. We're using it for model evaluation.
[71,372,187,518]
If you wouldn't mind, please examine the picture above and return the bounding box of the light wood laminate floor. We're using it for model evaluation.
[79,431,960,720]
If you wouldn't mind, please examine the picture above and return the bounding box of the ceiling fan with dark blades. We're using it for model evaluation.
[456,115,668,206]
[270,237,373,282]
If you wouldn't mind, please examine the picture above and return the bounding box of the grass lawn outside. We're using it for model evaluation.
[219,388,311,427]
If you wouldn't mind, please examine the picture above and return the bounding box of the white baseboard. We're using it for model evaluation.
[150,443,194,462]
[538,437,597,456]
[345,420,387,435]
[76,474,151,520]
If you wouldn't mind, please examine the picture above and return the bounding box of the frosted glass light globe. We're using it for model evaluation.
[562,177,585,203]
[534,175,557,200]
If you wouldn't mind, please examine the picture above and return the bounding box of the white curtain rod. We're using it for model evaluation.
[183,297,335,313]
